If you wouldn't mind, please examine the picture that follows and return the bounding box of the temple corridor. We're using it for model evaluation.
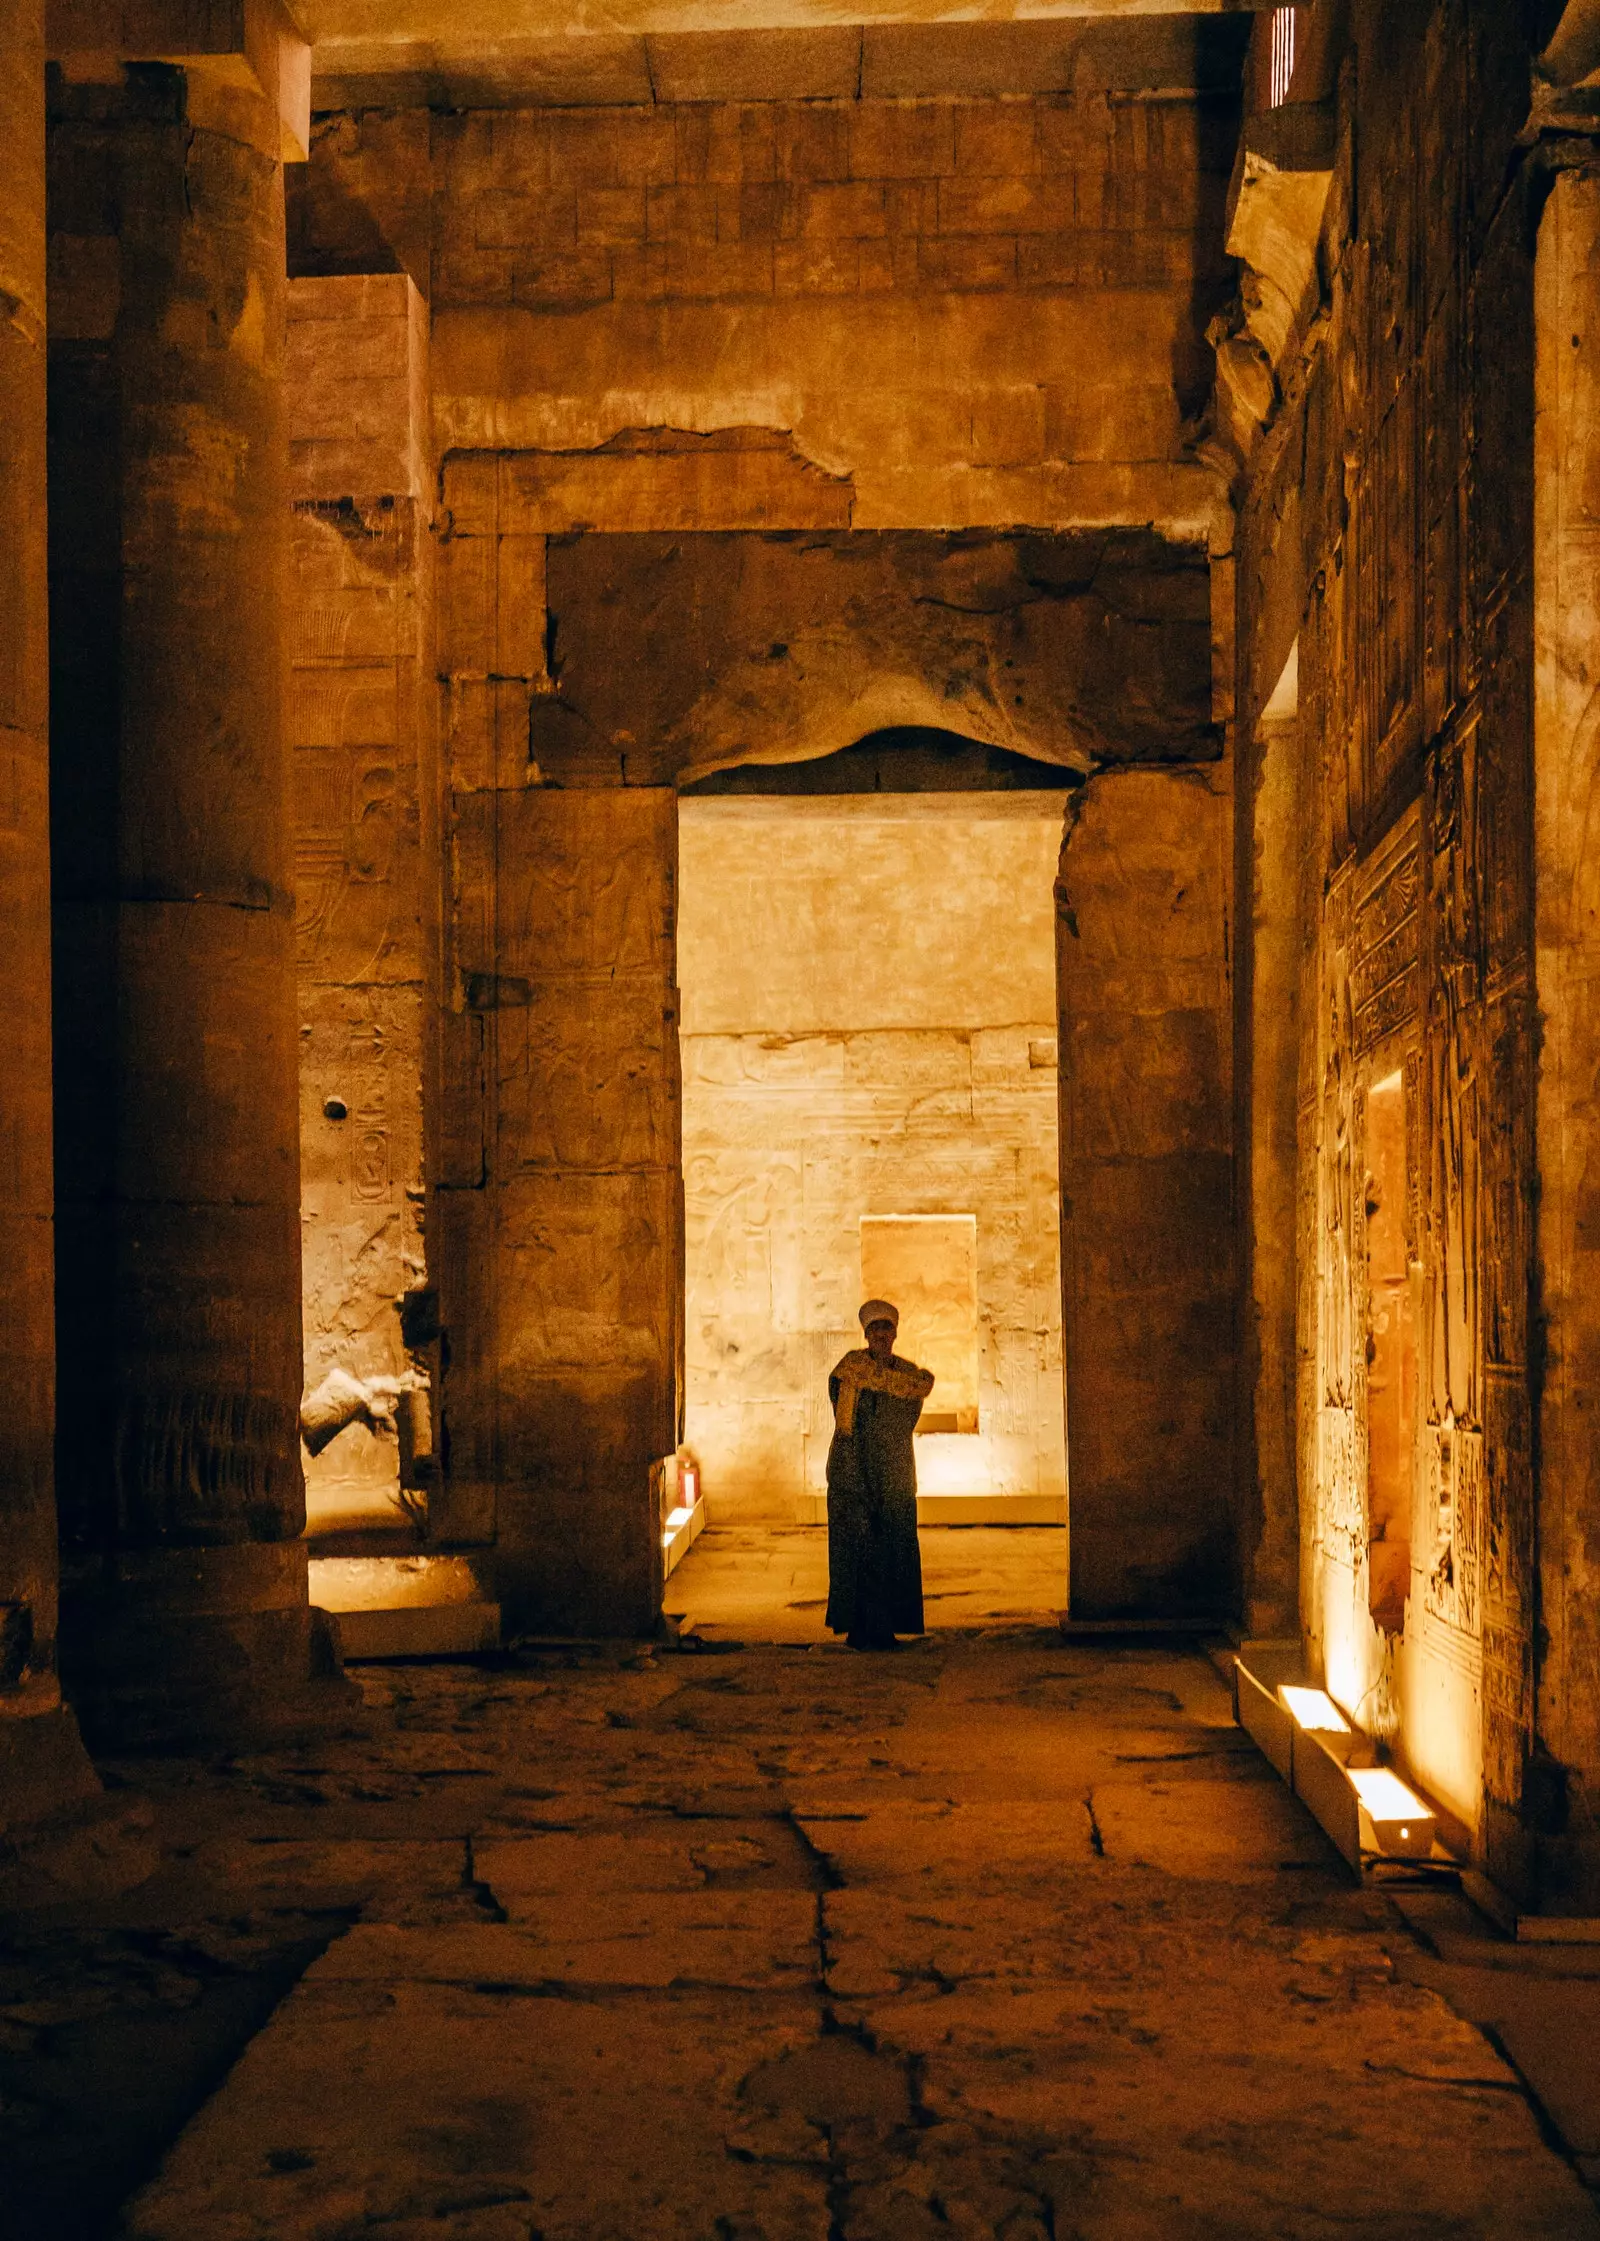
[8,1620,1600,2239]
[14,0,1600,2227]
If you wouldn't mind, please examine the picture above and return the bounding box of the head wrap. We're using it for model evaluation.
[858,1298,899,1331]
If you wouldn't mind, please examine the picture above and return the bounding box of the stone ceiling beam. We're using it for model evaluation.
[48,0,310,159]
[304,14,1255,110]
[302,0,1270,39]
[303,5,1263,106]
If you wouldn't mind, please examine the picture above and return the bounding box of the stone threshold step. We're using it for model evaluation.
[308,1554,501,1661]
[327,1602,502,1661]
[801,1494,1067,1526]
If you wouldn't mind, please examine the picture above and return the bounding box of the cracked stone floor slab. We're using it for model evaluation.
[75,1622,1597,2241]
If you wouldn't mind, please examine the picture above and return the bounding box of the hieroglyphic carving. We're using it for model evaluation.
[1403,1047,1423,1266]
[495,980,676,1176]
[353,1128,390,1204]
[1482,1370,1533,1809]
[294,747,349,967]
[1424,1419,1482,1635]
[1359,372,1422,810]
[1318,1404,1362,1562]
[1319,872,1357,1413]
[1484,992,1530,1373]
[1428,731,1481,1431]
[1350,804,1421,1055]
[1239,10,1544,1860]
[111,1389,303,1544]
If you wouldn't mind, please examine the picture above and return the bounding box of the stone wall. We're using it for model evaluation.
[1229,1,1553,1891]
[287,274,440,1536]
[294,69,1245,1633]
[679,794,1066,1525]
[435,517,1225,1627]
[293,87,1238,533]
[426,95,1233,317]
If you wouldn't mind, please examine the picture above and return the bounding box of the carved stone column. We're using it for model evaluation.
[0,0,107,1831]
[48,57,343,1745]
[1534,167,1600,1910]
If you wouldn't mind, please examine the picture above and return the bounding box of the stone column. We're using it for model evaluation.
[1534,166,1600,1910]
[49,61,342,1745]
[0,0,108,1828]
[1057,765,1236,1619]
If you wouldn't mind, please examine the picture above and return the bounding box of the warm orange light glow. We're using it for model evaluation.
[1280,1685,1350,1733]
[1349,1767,1428,1817]
[307,1554,481,1613]
[1269,6,1297,106]
[1349,1766,1436,1854]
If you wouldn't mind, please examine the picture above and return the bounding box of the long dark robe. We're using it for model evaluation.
[825,1351,930,1641]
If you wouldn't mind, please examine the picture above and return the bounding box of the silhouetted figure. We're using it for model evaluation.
[825,1300,934,1649]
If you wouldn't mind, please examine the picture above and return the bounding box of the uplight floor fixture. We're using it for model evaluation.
[1279,1686,1350,1734]
[1349,1766,1437,1859]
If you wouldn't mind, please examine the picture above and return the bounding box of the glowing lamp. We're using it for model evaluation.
[1349,1767,1436,1859]
[1279,1686,1350,1734]
[681,1461,700,1508]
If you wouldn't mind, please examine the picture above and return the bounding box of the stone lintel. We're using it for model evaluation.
[431,299,1227,540]
[302,0,1273,56]
[48,0,310,160]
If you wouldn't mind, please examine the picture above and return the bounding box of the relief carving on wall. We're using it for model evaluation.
[1357,376,1422,811]
[1427,735,1481,1433]
[1350,803,1421,1056]
[1249,27,1545,1848]
[1484,994,1530,1374]
[1319,873,1356,1419]
[1482,1372,1534,1809]
[1424,1418,1483,1636]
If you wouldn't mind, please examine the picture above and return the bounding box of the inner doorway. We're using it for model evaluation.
[670,742,1070,1630]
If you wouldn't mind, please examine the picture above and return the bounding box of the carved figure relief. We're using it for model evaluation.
[1350,808,1421,1055]
[1424,1418,1482,1635]
[353,1129,390,1205]
[1427,738,1481,1432]
[349,762,398,883]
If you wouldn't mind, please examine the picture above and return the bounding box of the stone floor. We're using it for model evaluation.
[665,1524,1069,1641]
[5,1532,1600,2239]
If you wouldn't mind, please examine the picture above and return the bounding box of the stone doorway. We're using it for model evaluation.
[674,758,1071,1617]
[423,518,1232,1634]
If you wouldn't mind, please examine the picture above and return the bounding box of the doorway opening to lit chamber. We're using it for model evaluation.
[667,729,1073,1612]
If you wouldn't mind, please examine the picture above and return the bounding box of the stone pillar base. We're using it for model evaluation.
[60,1542,359,1752]
[0,1704,159,1905]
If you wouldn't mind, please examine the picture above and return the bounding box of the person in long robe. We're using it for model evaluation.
[825,1299,934,1649]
